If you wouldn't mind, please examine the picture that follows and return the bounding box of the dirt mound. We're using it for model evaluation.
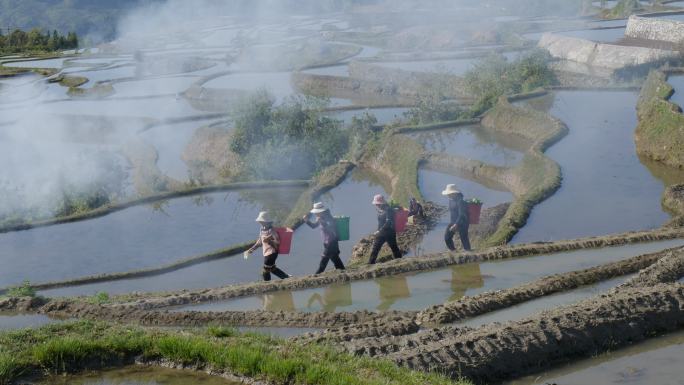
[182,123,242,184]
[390,282,684,383]
[417,246,674,326]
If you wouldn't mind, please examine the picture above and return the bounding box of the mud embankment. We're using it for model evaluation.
[0,296,412,329]
[635,70,684,169]
[417,247,677,325]
[619,247,684,288]
[291,61,471,104]
[97,227,684,310]
[389,282,684,383]
[347,61,469,99]
[664,184,684,216]
[182,122,241,184]
[122,138,186,195]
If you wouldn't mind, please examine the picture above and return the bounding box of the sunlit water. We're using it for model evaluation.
[1,188,303,288]
[170,239,683,313]
[513,90,681,243]
[40,169,389,297]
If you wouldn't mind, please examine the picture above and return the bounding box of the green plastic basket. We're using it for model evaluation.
[334,216,350,241]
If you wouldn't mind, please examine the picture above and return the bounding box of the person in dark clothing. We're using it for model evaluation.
[368,194,403,264]
[408,197,425,219]
[303,202,346,274]
[247,211,291,281]
[442,184,471,251]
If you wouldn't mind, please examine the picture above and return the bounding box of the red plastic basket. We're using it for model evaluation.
[468,203,482,225]
[394,209,409,233]
[275,227,294,254]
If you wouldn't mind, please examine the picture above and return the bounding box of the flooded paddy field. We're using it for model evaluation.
[40,169,387,297]
[35,366,240,385]
[410,125,526,167]
[0,313,59,331]
[3,2,684,384]
[171,239,683,313]
[514,90,682,243]
[0,187,303,288]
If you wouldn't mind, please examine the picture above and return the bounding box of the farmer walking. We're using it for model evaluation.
[443,184,471,251]
[368,194,402,264]
[303,202,346,274]
[246,211,291,281]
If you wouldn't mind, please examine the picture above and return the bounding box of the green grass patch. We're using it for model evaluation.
[0,321,472,385]
[5,281,36,298]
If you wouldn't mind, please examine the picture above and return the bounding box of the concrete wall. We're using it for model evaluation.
[538,33,678,70]
[625,15,684,44]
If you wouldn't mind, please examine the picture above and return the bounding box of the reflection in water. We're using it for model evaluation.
[376,275,411,311]
[173,239,684,314]
[38,366,239,385]
[261,291,295,312]
[0,313,58,331]
[411,125,526,167]
[306,282,352,312]
[507,330,684,385]
[448,263,485,302]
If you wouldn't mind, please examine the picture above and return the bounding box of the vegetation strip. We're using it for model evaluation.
[0,180,310,235]
[0,321,471,385]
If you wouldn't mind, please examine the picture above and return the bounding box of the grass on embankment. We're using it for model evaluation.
[0,321,472,385]
[635,70,684,169]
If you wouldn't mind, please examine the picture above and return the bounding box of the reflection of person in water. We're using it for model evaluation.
[306,283,353,312]
[376,275,411,311]
[260,291,295,312]
[448,263,485,302]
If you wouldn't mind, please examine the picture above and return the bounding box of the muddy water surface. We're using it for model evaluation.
[36,366,239,385]
[1,188,302,288]
[508,329,684,385]
[460,274,631,328]
[0,313,59,331]
[40,169,388,297]
[410,125,526,167]
[171,239,683,313]
[513,91,678,243]
[330,107,409,125]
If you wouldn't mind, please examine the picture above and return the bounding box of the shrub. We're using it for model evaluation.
[465,49,556,114]
[230,92,349,180]
[6,281,35,298]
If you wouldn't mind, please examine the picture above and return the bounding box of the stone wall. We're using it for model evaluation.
[538,33,678,70]
[625,15,684,44]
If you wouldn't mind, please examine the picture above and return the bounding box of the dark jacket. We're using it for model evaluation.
[449,195,469,227]
[376,204,395,234]
[306,212,338,245]
[408,198,425,218]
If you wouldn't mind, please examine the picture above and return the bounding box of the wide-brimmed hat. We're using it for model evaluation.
[255,211,273,222]
[372,194,386,205]
[310,202,328,214]
[441,184,461,196]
